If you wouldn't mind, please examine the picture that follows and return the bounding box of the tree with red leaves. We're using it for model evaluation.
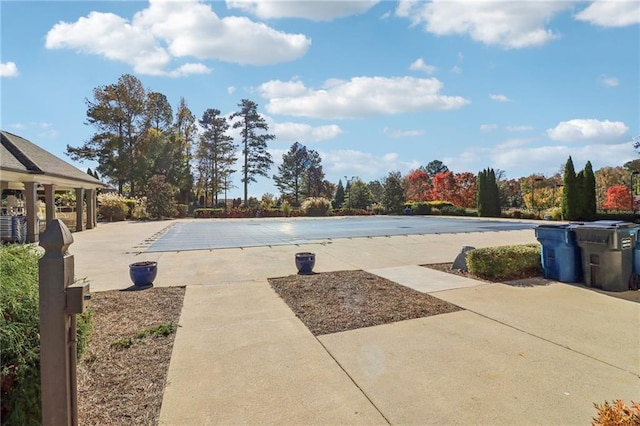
[430,171,456,202]
[602,185,632,211]
[452,172,477,208]
[405,169,431,201]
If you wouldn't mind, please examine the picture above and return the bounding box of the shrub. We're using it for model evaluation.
[97,193,128,221]
[281,200,292,217]
[592,400,640,426]
[467,244,542,280]
[0,245,92,424]
[439,205,467,216]
[371,203,386,215]
[408,202,431,215]
[145,175,178,219]
[175,204,188,218]
[130,198,149,220]
[301,197,332,216]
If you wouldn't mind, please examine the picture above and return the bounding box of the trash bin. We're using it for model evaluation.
[535,224,582,282]
[574,221,638,292]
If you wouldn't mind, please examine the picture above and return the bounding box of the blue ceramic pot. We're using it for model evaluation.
[295,252,316,275]
[129,261,158,286]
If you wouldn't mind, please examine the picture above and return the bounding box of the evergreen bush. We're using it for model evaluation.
[467,244,542,280]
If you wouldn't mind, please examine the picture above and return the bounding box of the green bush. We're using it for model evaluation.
[1,245,92,425]
[439,205,467,216]
[407,202,431,215]
[281,200,292,217]
[175,204,188,218]
[467,244,542,280]
[301,197,332,216]
[145,175,178,219]
[97,193,128,221]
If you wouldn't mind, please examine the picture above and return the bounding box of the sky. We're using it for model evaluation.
[2,0,639,199]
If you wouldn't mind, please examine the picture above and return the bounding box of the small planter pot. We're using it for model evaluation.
[129,261,158,287]
[295,252,316,275]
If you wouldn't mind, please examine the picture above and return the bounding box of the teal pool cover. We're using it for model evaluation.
[146,216,535,252]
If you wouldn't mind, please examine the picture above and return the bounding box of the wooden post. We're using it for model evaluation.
[24,181,39,243]
[74,188,84,232]
[39,219,76,426]
[44,184,56,225]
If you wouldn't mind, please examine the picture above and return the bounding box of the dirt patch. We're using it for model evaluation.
[77,286,185,426]
[268,270,462,336]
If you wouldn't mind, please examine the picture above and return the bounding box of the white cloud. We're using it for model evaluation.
[450,65,462,74]
[0,62,19,77]
[490,142,635,176]
[506,125,534,132]
[273,122,343,143]
[226,0,379,21]
[45,0,310,76]
[168,63,212,78]
[227,86,236,95]
[480,124,498,131]
[383,128,425,138]
[260,76,469,119]
[321,149,420,178]
[489,93,511,102]
[396,0,572,48]
[599,75,620,87]
[575,0,640,27]
[547,119,629,144]
[409,58,437,74]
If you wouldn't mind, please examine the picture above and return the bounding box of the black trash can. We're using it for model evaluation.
[574,221,639,292]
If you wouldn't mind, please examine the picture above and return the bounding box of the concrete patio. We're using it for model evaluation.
[69,218,640,425]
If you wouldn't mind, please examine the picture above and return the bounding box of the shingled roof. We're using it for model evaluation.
[1,130,106,189]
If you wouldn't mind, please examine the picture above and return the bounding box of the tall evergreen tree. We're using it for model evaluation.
[333,179,345,209]
[424,160,449,178]
[172,97,197,204]
[381,171,406,214]
[197,108,237,206]
[477,168,500,217]
[273,142,309,206]
[301,149,324,199]
[583,161,597,220]
[67,74,147,195]
[562,156,579,220]
[576,170,586,219]
[230,99,274,205]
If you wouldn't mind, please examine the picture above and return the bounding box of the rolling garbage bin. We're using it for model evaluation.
[574,221,638,292]
[535,224,582,283]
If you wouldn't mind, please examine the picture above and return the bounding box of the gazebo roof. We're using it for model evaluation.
[1,130,106,190]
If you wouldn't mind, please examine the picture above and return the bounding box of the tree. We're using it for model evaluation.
[382,171,406,214]
[582,161,597,220]
[231,99,274,205]
[144,174,178,218]
[562,156,579,220]
[477,168,500,217]
[424,160,449,178]
[67,74,147,195]
[347,178,373,209]
[197,108,237,206]
[595,166,627,208]
[430,171,456,202]
[172,97,197,203]
[333,179,345,209]
[367,180,384,204]
[405,169,431,201]
[273,142,309,206]
[602,185,632,210]
[301,149,324,199]
[452,172,477,208]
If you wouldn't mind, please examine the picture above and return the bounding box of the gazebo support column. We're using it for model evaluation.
[43,184,55,226]
[24,181,39,243]
[86,189,95,230]
[75,188,84,232]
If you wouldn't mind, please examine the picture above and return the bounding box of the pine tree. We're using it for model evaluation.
[334,180,345,209]
[477,168,500,217]
[583,161,597,220]
[562,156,578,220]
[576,170,586,220]
[197,108,237,206]
[230,99,274,205]
[273,142,309,206]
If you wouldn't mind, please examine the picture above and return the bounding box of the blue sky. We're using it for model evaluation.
[2,0,639,198]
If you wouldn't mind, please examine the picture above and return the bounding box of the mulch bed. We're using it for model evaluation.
[268,270,462,336]
[77,286,185,426]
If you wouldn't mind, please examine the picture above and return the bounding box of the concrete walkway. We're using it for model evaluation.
[69,218,640,425]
